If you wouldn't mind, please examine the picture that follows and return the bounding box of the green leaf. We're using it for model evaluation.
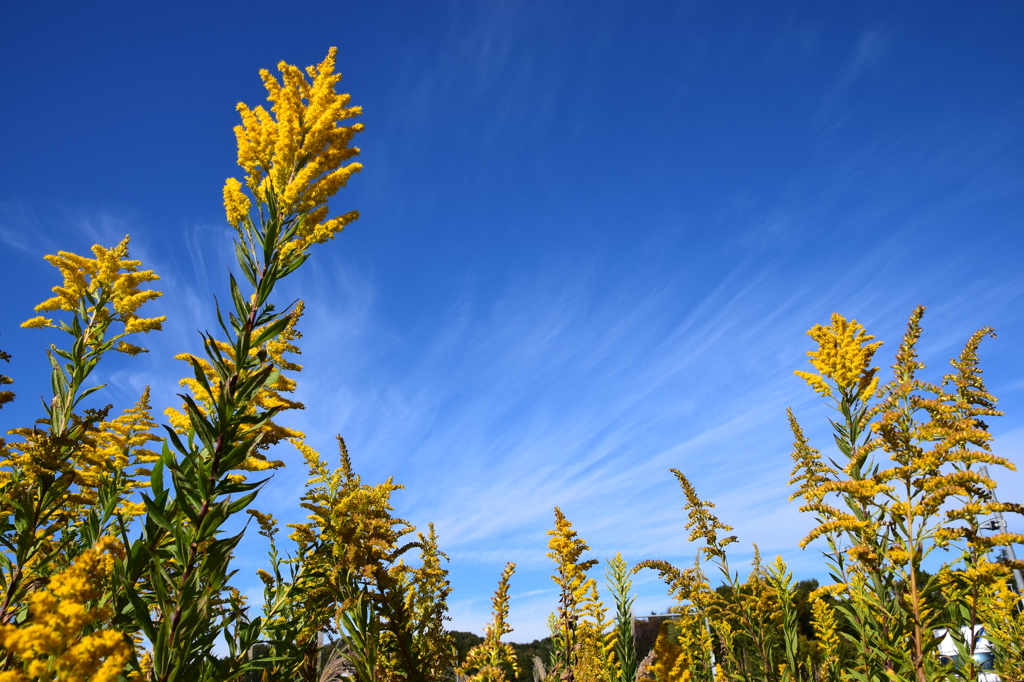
[251,315,291,348]
[196,501,229,543]
[125,586,157,642]
[219,438,257,472]
[227,490,261,515]
[229,273,248,322]
[217,477,266,496]
[182,394,218,454]
[162,424,190,457]
[151,449,166,494]
[77,382,107,403]
[141,493,174,531]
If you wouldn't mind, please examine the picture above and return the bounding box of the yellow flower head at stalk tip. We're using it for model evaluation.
[547,507,599,586]
[794,312,883,399]
[809,597,841,671]
[22,236,164,351]
[671,469,737,560]
[227,47,363,255]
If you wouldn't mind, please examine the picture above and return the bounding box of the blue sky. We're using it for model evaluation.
[2,1,1024,641]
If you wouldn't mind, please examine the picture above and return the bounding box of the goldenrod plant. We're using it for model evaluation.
[1,48,394,681]
[788,309,1024,682]
[117,47,364,682]
[0,537,131,682]
[1,236,164,640]
[639,474,790,682]
[625,309,1023,682]
[546,508,614,682]
[808,596,841,682]
[605,554,637,682]
[458,563,519,682]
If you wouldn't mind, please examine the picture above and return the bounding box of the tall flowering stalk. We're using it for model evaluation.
[788,308,1024,682]
[269,437,453,682]
[113,48,363,682]
[547,508,610,682]
[458,563,520,682]
[0,48,461,682]
[637,473,812,682]
[0,237,163,637]
[634,557,719,682]
[809,596,841,682]
[606,554,637,682]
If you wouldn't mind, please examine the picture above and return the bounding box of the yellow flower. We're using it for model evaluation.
[810,597,841,672]
[795,312,882,399]
[25,236,165,355]
[0,538,131,681]
[547,507,598,588]
[227,47,363,255]
[19,316,53,329]
[114,340,147,356]
[458,563,520,682]
[247,508,279,539]
[672,469,736,559]
[223,176,251,226]
[786,408,836,504]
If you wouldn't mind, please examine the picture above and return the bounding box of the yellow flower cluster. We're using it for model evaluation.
[165,302,307,473]
[0,389,159,543]
[810,598,840,676]
[93,388,161,518]
[547,507,599,597]
[671,469,736,560]
[227,47,363,256]
[0,538,131,682]
[794,312,882,399]
[290,436,413,585]
[546,509,615,682]
[22,236,164,344]
[458,563,520,682]
[786,409,836,505]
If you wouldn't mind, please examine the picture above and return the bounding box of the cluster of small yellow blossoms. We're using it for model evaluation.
[225,47,363,258]
[458,563,520,682]
[810,597,841,675]
[794,312,882,399]
[547,507,599,601]
[0,538,131,682]
[165,302,307,476]
[2,427,107,518]
[20,236,164,355]
[93,388,162,518]
[786,408,836,506]
[546,509,615,682]
[671,469,736,560]
[289,436,412,583]
[2,389,160,526]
